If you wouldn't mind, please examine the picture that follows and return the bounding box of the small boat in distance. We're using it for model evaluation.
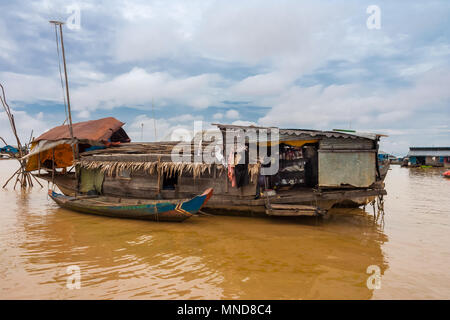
[48,188,213,222]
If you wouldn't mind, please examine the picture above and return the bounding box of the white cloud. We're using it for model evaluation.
[231,72,294,98]
[231,120,257,127]
[69,62,107,84]
[225,109,239,120]
[256,67,450,146]
[168,114,202,123]
[212,113,223,120]
[126,113,205,142]
[246,75,449,155]
[114,20,187,62]
[195,1,341,67]
[77,109,91,119]
[0,20,18,62]
[113,1,208,62]
[1,0,449,157]
[0,72,61,102]
[109,0,381,74]
[70,67,225,113]
[0,110,51,146]
[126,114,172,142]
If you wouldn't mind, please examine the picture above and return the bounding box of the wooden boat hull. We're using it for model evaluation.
[37,173,386,216]
[48,188,213,222]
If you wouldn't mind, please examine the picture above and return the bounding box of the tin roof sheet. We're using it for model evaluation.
[35,117,125,142]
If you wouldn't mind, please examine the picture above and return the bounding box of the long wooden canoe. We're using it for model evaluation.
[48,188,213,222]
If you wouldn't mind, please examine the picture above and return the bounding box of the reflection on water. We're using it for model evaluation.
[0,160,449,299]
[372,166,450,299]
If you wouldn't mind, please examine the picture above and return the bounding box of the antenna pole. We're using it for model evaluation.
[58,23,74,140]
[152,98,157,141]
[50,21,77,159]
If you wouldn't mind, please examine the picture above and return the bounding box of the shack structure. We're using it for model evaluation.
[28,120,388,217]
[407,147,450,167]
[24,117,130,172]
[0,145,19,158]
[378,150,398,163]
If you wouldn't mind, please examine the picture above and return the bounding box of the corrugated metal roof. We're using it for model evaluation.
[35,117,126,142]
[280,129,379,140]
[213,124,382,141]
[408,150,450,157]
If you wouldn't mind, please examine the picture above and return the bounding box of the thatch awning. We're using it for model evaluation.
[75,159,260,180]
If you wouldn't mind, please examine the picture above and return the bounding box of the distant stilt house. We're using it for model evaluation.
[407,147,450,167]
[377,150,390,162]
[0,145,20,158]
[378,150,398,164]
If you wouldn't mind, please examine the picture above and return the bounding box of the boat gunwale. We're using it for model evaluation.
[63,196,193,207]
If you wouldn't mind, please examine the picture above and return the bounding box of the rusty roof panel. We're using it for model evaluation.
[35,117,125,142]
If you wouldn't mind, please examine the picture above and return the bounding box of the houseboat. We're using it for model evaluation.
[26,118,388,217]
[407,147,450,167]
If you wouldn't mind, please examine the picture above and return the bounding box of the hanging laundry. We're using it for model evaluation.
[234,148,249,188]
[235,163,249,188]
[227,149,236,187]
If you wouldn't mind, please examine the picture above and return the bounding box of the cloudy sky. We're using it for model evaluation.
[0,0,449,155]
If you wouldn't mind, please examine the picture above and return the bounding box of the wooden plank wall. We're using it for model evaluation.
[102,166,257,199]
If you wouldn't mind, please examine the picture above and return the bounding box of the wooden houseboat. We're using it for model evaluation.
[26,119,388,217]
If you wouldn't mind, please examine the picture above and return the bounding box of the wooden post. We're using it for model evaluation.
[2,167,21,188]
[157,156,161,194]
[225,171,229,193]
[52,148,55,185]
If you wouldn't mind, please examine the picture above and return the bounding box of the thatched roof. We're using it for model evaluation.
[76,159,260,180]
[77,140,261,180]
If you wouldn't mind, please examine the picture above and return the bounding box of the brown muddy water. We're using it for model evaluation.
[0,160,449,299]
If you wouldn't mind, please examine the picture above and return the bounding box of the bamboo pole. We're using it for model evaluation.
[2,167,21,188]
[157,156,161,194]
[13,174,19,190]
[52,148,55,181]
[31,173,43,188]
[0,83,35,189]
